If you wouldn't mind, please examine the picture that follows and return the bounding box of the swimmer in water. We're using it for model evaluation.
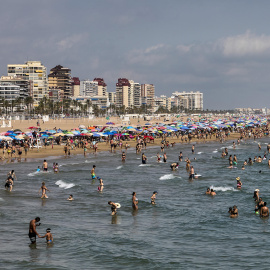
[210,189,216,196]
[205,187,211,195]
[67,194,74,201]
[108,201,117,215]
[230,205,238,218]
[37,166,41,172]
[170,162,179,171]
[156,153,161,162]
[97,177,104,192]
[242,165,245,170]
[142,153,147,164]
[236,177,242,189]
[40,228,53,243]
[39,182,50,199]
[132,192,138,210]
[151,191,158,205]
[260,202,269,217]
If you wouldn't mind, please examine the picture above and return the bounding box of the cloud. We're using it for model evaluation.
[56,33,89,51]
[217,31,270,57]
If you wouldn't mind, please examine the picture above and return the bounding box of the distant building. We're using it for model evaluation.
[141,84,155,107]
[108,92,116,105]
[129,80,141,108]
[115,78,130,108]
[0,75,31,99]
[80,78,107,97]
[172,91,203,111]
[0,82,20,102]
[7,61,47,104]
[71,77,80,97]
[154,95,171,111]
[48,65,72,99]
[115,78,141,108]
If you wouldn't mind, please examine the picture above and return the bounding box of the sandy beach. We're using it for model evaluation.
[0,118,242,160]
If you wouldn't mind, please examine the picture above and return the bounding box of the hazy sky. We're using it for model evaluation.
[1,0,270,109]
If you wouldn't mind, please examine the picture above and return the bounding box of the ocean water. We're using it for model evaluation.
[1,138,270,269]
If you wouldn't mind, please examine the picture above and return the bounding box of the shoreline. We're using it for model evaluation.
[0,132,243,162]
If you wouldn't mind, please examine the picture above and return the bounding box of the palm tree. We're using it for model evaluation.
[25,96,34,115]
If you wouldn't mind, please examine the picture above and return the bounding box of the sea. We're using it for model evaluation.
[1,137,270,270]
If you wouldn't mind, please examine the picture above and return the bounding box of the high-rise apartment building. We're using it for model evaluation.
[115,78,130,107]
[93,78,107,96]
[71,77,80,97]
[0,76,31,99]
[129,80,141,108]
[7,61,47,104]
[141,84,155,107]
[80,78,107,97]
[172,91,203,111]
[48,65,72,99]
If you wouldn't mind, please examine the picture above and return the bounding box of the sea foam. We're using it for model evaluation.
[55,180,75,189]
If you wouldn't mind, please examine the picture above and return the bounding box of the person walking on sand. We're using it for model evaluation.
[39,182,50,199]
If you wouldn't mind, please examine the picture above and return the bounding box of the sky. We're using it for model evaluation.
[1,0,270,109]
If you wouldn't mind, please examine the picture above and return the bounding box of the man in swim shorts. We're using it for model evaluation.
[91,165,96,179]
[29,217,41,244]
[42,160,48,171]
[189,166,195,180]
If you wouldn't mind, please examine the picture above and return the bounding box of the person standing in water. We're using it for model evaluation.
[142,153,147,164]
[179,152,183,162]
[163,153,167,163]
[40,228,53,243]
[28,217,41,244]
[7,170,17,182]
[108,201,117,215]
[192,145,195,154]
[121,151,126,162]
[189,166,195,180]
[39,182,50,199]
[236,177,242,189]
[91,165,96,179]
[42,160,48,172]
[5,176,13,191]
[132,192,138,210]
[260,202,269,217]
[151,191,158,205]
[97,177,104,192]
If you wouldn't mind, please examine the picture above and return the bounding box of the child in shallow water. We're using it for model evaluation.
[40,228,53,243]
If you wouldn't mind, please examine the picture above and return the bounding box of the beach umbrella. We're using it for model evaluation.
[47,130,56,134]
[28,126,38,129]
[106,122,115,125]
[79,125,86,129]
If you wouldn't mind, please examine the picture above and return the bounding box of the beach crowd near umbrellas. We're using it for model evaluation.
[0,116,268,143]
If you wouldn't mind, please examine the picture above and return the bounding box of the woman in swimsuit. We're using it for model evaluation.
[132,192,138,210]
[39,182,50,199]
